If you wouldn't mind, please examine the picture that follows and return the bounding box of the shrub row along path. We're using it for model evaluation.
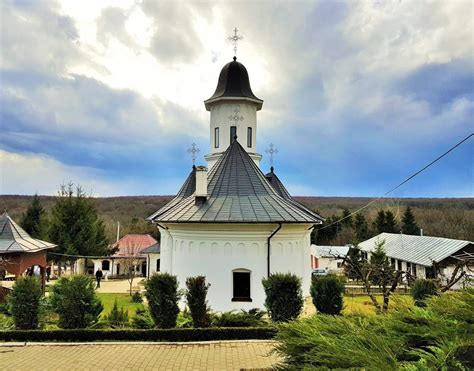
[0,340,280,370]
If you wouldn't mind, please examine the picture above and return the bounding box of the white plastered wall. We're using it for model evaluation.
[158,223,313,312]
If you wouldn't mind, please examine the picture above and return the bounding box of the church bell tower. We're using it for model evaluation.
[204,32,263,169]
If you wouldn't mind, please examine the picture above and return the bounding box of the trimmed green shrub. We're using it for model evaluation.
[0,313,14,330]
[185,276,211,328]
[145,273,180,329]
[262,273,303,322]
[131,291,142,303]
[50,275,103,329]
[310,275,344,315]
[104,299,129,327]
[8,276,43,330]
[131,308,154,329]
[212,309,267,327]
[0,327,277,342]
[412,278,439,307]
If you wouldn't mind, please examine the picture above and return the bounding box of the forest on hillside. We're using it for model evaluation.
[1,195,473,245]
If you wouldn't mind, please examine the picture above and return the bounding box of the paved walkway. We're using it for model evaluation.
[0,341,281,370]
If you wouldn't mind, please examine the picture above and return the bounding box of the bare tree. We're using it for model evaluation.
[342,241,405,313]
[119,243,145,296]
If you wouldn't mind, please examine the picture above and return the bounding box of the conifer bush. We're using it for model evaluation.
[8,276,43,330]
[310,275,344,315]
[50,275,103,329]
[104,299,129,327]
[262,273,303,322]
[185,276,211,328]
[145,273,180,329]
[412,279,439,307]
[131,308,154,329]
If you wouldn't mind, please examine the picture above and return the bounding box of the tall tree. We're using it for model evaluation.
[49,183,110,263]
[374,210,386,234]
[341,208,353,227]
[384,211,399,233]
[354,214,370,242]
[402,206,419,235]
[374,210,399,234]
[20,194,48,240]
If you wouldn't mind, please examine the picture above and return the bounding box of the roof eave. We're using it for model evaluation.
[204,96,263,111]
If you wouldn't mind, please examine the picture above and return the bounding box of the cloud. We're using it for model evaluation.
[0,0,472,197]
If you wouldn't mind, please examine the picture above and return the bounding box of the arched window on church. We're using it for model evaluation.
[247,127,252,147]
[102,260,110,271]
[156,259,160,272]
[232,268,251,302]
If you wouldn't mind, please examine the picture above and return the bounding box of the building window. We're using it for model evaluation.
[397,260,402,271]
[102,260,110,271]
[336,262,343,269]
[214,127,219,148]
[390,258,396,267]
[406,262,411,274]
[412,264,417,277]
[232,269,251,302]
[230,126,237,142]
[247,127,252,147]
[156,259,160,272]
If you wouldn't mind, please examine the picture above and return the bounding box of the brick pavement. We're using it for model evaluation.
[0,341,281,370]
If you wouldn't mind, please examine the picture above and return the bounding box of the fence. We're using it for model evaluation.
[344,284,410,296]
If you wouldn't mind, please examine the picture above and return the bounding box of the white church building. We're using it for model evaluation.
[148,56,323,311]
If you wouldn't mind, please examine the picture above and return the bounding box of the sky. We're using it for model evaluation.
[0,0,472,198]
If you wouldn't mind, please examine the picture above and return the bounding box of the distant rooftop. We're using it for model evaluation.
[358,233,473,266]
[112,234,158,257]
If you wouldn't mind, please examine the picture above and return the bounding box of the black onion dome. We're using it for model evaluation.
[205,57,263,110]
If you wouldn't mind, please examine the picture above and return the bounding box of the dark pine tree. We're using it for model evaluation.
[354,214,370,243]
[384,211,399,233]
[402,206,420,235]
[20,194,48,240]
[374,210,386,234]
[49,183,110,264]
[341,208,353,228]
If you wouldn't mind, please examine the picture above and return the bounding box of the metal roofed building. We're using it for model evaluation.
[147,55,324,311]
[142,242,161,278]
[0,212,56,294]
[358,233,473,287]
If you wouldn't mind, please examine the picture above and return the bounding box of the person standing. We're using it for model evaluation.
[95,268,103,289]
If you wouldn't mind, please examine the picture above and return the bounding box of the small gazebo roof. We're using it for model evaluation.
[0,212,56,253]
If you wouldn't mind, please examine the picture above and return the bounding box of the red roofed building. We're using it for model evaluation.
[78,234,158,278]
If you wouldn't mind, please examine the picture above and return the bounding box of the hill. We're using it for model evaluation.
[1,195,473,243]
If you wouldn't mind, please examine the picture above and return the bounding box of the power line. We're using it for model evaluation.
[316,132,473,232]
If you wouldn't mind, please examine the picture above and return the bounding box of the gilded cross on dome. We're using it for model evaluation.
[228,27,243,57]
[228,105,244,123]
[265,143,278,167]
[187,143,200,165]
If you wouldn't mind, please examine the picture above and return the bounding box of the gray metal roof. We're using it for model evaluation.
[314,245,350,258]
[265,167,292,200]
[141,243,161,254]
[0,212,56,253]
[358,233,473,266]
[148,140,324,224]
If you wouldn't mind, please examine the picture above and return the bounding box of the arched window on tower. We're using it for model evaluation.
[232,268,252,302]
[214,127,219,148]
[247,127,252,147]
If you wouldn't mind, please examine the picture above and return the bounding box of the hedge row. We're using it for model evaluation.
[0,327,277,342]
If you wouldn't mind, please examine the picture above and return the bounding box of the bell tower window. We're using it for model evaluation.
[247,127,252,148]
[230,126,237,143]
[214,127,219,148]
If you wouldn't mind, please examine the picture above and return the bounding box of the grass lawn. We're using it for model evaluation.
[97,293,145,318]
[343,294,413,315]
[304,294,413,316]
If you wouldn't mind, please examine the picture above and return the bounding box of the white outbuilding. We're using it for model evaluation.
[148,56,324,311]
